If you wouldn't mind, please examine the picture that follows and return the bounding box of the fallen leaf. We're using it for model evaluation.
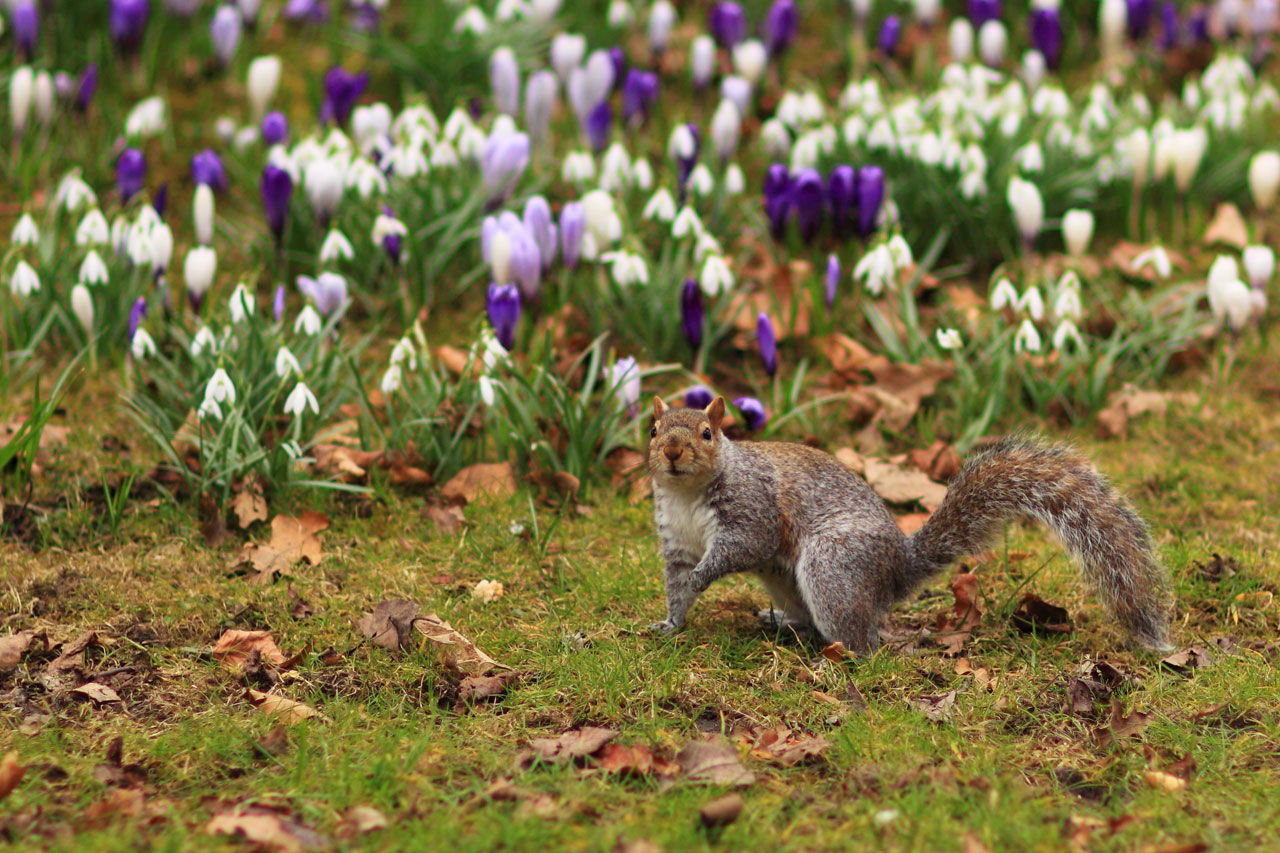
[440,462,517,504]
[863,458,948,509]
[915,691,957,721]
[699,793,744,829]
[819,334,876,376]
[72,683,121,705]
[231,479,269,528]
[1144,770,1188,791]
[212,630,288,668]
[750,726,831,766]
[245,689,329,724]
[0,631,44,673]
[457,673,516,705]
[529,727,618,762]
[1159,646,1212,677]
[1202,202,1248,248]
[424,500,466,536]
[412,613,502,676]
[1096,696,1153,748]
[909,440,962,482]
[820,642,850,663]
[206,810,332,851]
[677,739,755,786]
[936,572,982,655]
[963,833,993,853]
[1064,676,1110,716]
[596,742,663,776]
[1011,594,1073,635]
[833,447,866,476]
[358,599,421,651]
[243,512,331,582]
[1193,554,1239,582]
[84,788,148,826]
[894,513,930,535]
[1096,387,1196,439]
[341,806,388,836]
[254,725,291,759]
[48,630,99,672]
[0,752,24,801]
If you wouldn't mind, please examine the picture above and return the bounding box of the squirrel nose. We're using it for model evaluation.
[663,445,682,462]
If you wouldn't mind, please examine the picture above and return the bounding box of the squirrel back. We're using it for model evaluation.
[646,396,1174,653]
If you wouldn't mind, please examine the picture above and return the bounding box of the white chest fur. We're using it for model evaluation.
[654,487,718,561]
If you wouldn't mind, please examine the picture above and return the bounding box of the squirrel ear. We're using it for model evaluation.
[652,396,667,421]
[705,396,726,432]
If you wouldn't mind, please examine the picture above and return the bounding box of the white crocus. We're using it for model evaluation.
[1243,245,1275,291]
[642,188,677,223]
[184,247,218,301]
[10,261,40,297]
[1013,319,1042,353]
[125,96,167,139]
[1006,177,1044,245]
[1123,128,1151,186]
[725,164,746,195]
[1209,276,1252,332]
[79,250,109,285]
[478,375,497,407]
[11,214,38,246]
[319,229,355,263]
[1171,128,1207,194]
[131,329,158,359]
[70,285,94,335]
[732,40,767,86]
[1062,209,1095,257]
[990,278,1019,310]
[247,55,282,118]
[978,20,1007,67]
[294,305,323,336]
[275,347,301,378]
[229,283,256,324]
[304,158,345,221]
[710,99,741,162]
[948,19,974,62]
[1099,0,1127,60]
[1248,151,1280,210]
[194,184,215,245]
[699,254,734,296]
[936,328,963,350]
[284,382,320,419]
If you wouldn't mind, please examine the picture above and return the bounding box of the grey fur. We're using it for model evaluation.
[647,399,1174,654]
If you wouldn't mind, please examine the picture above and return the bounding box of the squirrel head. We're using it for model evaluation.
[647,395,726,489]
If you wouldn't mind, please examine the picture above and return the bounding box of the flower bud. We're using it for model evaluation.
[71,285,94,336]
[184,246,217,311]
[710,99,741,162]
[247,55,282,118]
[1248,151,1280,209]
[681,279,704,349]
[194,183,215,245]
[1062,209,1094,257]
[210,5,242,65]
[10,66,34,134]
[948,19,974,61]
[490,46,520,116]
[978,20,1007,66]
[690,35,716,88]
[649,1,677,53]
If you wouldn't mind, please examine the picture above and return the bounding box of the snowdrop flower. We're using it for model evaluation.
[305,158,346,224]
[1052,319,1083,351]
[347,159,388,199]
[886,235,913,270]
[1248,151,1280,210]
[380,364,403,396]
[725,164,746,195]
[600,143,631,192]
[607,0,633,27]
[79,250,109,285]
[275,346,301,378]
[75,210,110,246]
[580,189,623,253]
[11,214,38,246]
[184,247,217,309]
[9,261,40,297]
[125,96,166,138]
[1053,279,1083,321]
[1013,319,1042,353]
[198,398,223,421]
[320,229,355,262]
[229,283,256,323]
[70,285,94,335]
[609,356,641,416]
[1018,286,1045,321]
[990,278,1019,310]
[1006,177,1044,246]
[191,326,219,357]
[454,5,489,34]
[55,172,97,212]
[630,157,653,191]
[687,164,714,197]
[854,245,896,296]
[1243,245,1275,291]
[562,150,596,183]
[1133,246,1171,278]
[761,119,791,160]
[1062,209,1094,257]
[643,188,677,222]
[131,328,157,360]
[205,368,237,405]
[1014,142,1044,173]
[694,232,722,262]
[148,222,173,274]
[671,206,703,239]
[936,328,963,350]
[700,254,734,296]
[600,251,649,287]
[284,382,320,419]
[960,171,987,199]
[247,55,281,119]
[295,305,323,336]
[1208,274,1252,332]
[390,336,417,369]
[478,375,497,407]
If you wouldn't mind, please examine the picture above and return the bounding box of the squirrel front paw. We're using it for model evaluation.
[648,619,679,636]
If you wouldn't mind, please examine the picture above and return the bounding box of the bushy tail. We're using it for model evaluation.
[906,436,1174,652]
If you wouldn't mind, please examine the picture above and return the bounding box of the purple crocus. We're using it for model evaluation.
[681,279,703,350]
[260,163,293,240]
[262,111,289,145]
[153,182,168,219]
[523,196,558,270]
[825,255,840,309]
[1159,1,1180,49]
[321,66,368,126]
[508,226,542,303]
[684,387,713,409]
[763,163,792,241]
[1188,4,1209,42]
[708,2,747,48]
[487,283,521,350]
[128,297,148,341]
[585,100,612,152]
[828,165,856,239]
[297,272,348,315]
[210,4,242,65]
[283,0,328,21]
[608,47,626,88]
[878,15,903,55]
[481,132,530,203]
[110,0,151,53]
[791,169,825,243]
[117,148,146,203]
[191,150,227,191]
[764,0,798,55]
[1029,8,1063,68]
[968,0,1000,29]
[734,397,767,430]
[273,284,286,321]
[76,64,98,113]
[622,69,660,126]
[757,313,777,376]
[1126,0,1153,38]
[13,0,38,61]
[856,165,885,238]
[560,201,585,268]
[673,123,701,189]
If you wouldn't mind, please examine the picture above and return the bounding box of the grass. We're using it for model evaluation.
[1,337,1277,851]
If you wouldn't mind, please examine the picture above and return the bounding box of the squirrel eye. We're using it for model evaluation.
[649,426,658,438]
[702,428,712,441]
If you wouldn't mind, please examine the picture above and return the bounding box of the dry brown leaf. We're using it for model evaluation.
[909,440,961,482]
[820,641,850,662]
[1159,646,1213,677]
[245,689,329,724]
[1011,594,1073,635]
[894,513,931,535]
[915,691,957,721]
[206,810,332,851]
[1096,696,1153,748]
[1097,386,1197,438]
[48,630,99,672]
[440,462,518,505]
[750,726,831,766]
[83,788,149,826]
[1202,202,1249,248]
[457,673,516,704]
[341,806,388,836]
[358,599,421,651]
[72,683,122,704]
[699,793,744,829]
[529,727,619,762]
[0,752,25,801]
[819,334,876,376]
[244,512,330,581]
[212,630,288,668]
[231,478,269,528]
[412,613,501,676]
[936,572,982,655]
[0,631,44,673]
[596,742,658,776]
[676,739,756,786]
[833,447,866,476]
[867,357,952,412]
[864,458,948,509]
[434,345,472,376]
[1144,770,1188,791]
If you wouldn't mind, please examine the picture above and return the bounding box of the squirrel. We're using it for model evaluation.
[645,395,1174,654]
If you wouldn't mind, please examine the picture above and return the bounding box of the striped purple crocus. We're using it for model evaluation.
[487,282,520,350]
[757,313,777,376]
[109,0,151,53]
[260,164,293,240]
[117,148,146,203]
[791,169,825,244]
[681,279,703,350]
[191,150,227,191]
[856,165,885,238]
[763,163,792,241]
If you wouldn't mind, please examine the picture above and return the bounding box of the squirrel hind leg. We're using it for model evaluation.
[793,544,885,655]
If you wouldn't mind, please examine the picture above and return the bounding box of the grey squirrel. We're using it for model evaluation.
[646,396,1174,653]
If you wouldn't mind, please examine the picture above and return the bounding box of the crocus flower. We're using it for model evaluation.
[622,69,660,126]
[1062,209,1094,257]
[525,70,557,145]
[76,64,98,113]
[490,46,520,116]
[183,246,217,311]
[710,99,740,163]
[825,255,840,309]
[321,66,368,126]
[560,201,585,268]
[681,279,703,349]
[487,282,520,350]
[259,112,287,146]
[508,227,542,302]
[260,163,294,240]
[855,166,885,238]
[709,2,747,48]
[685,387,713,409]
[1158,1,1180,48]
[1007,176,1044,247]
[649,0,676,54]
[273,284,286,321]
[757,313,778,376]
[110,0,151,53]
[482,131,530,203]
[878,15,903,55]
[610,357,642,417]
[210,4,242,65]
[71,286,94,336]
[690,35,716,88]
[1029,8,1062,67]
[670,123,701,190]
[791,169,825,243]
[374,206,406,265]
[523,196,558,270]
[297,271,348,315]
[734,397,767,430]
[304,157,344,226]
[765,0,798,55]
[1243,245,1275,291]
[191,149,226,191]
[608,47,626,87]
[128,297,148,341]
[828,165,856,239]
[247,55,282,118]
[1125,0,1152,37]
[585,100,612,151]
[1250,151,1280,209]
[14,0,38,60]
[1188,5,1209,42]
[549,33,586,81]
[117,148,146,203]
[968,0,1000,28]
[763,163,792,241]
